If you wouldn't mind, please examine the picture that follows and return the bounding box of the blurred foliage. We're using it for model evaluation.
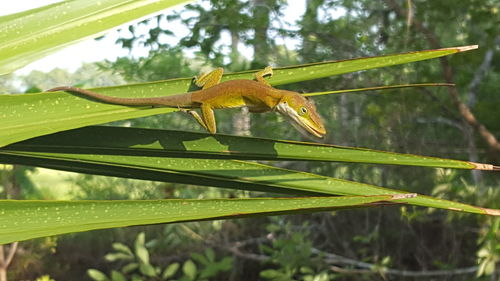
[260,219,334,281]
[0,74,18,94]
[1,0,499,280]
[0,164,39,200]
[98,48,198,82]
[87,232,233,281]
[35,275,56,281]
[69,175,166,200]
[476,218,500,277]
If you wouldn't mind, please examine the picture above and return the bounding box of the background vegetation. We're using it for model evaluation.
[1,0,499,280]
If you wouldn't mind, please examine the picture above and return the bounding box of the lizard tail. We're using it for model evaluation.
[47,86,193,108]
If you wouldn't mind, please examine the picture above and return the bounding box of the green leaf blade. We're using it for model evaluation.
[227,46,478,85]
[0,196,398,244]
[6,126,490,170]
[1,150,498,216]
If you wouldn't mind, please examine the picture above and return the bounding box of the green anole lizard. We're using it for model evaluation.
[48,66,326,138]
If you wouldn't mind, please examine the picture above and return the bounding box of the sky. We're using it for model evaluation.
[3,1,308,76]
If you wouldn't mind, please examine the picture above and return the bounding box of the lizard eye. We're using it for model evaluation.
[299,107,307,115]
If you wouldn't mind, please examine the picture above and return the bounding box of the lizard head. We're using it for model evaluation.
[275,91,326,138]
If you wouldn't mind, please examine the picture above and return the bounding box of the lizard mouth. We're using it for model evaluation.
[303,121,326,138]
[275,103,326,138]
[289,118,326,138]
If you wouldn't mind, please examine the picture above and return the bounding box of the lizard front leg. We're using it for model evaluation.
[255,66,273,86]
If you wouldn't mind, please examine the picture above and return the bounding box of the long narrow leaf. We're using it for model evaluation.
[0,46,477,147]
[303,83,453,97]
[234,46,478,86]
[1,150,498,216]
[5,126,498,171]
[0,195,405,244]
[0,0,193,75]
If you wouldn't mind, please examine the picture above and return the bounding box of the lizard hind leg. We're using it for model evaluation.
[255,66,273,86]
[195,67,224,89]
[187,104,217,134]
[187,110,208,131]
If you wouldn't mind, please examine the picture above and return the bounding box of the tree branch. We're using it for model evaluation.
[467,35,500,108]
[219,236,479,277]
[3,242,17,268]
[0,245,4,267]
[312,247,478,277]
[385,0,500,155]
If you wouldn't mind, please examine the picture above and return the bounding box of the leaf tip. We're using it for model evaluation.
[452,45,479,52]
[483,208,500,216]
[390,193,417,200]
[470,162,499,171]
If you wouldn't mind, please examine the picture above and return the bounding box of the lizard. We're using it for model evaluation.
[47,66,326,138]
